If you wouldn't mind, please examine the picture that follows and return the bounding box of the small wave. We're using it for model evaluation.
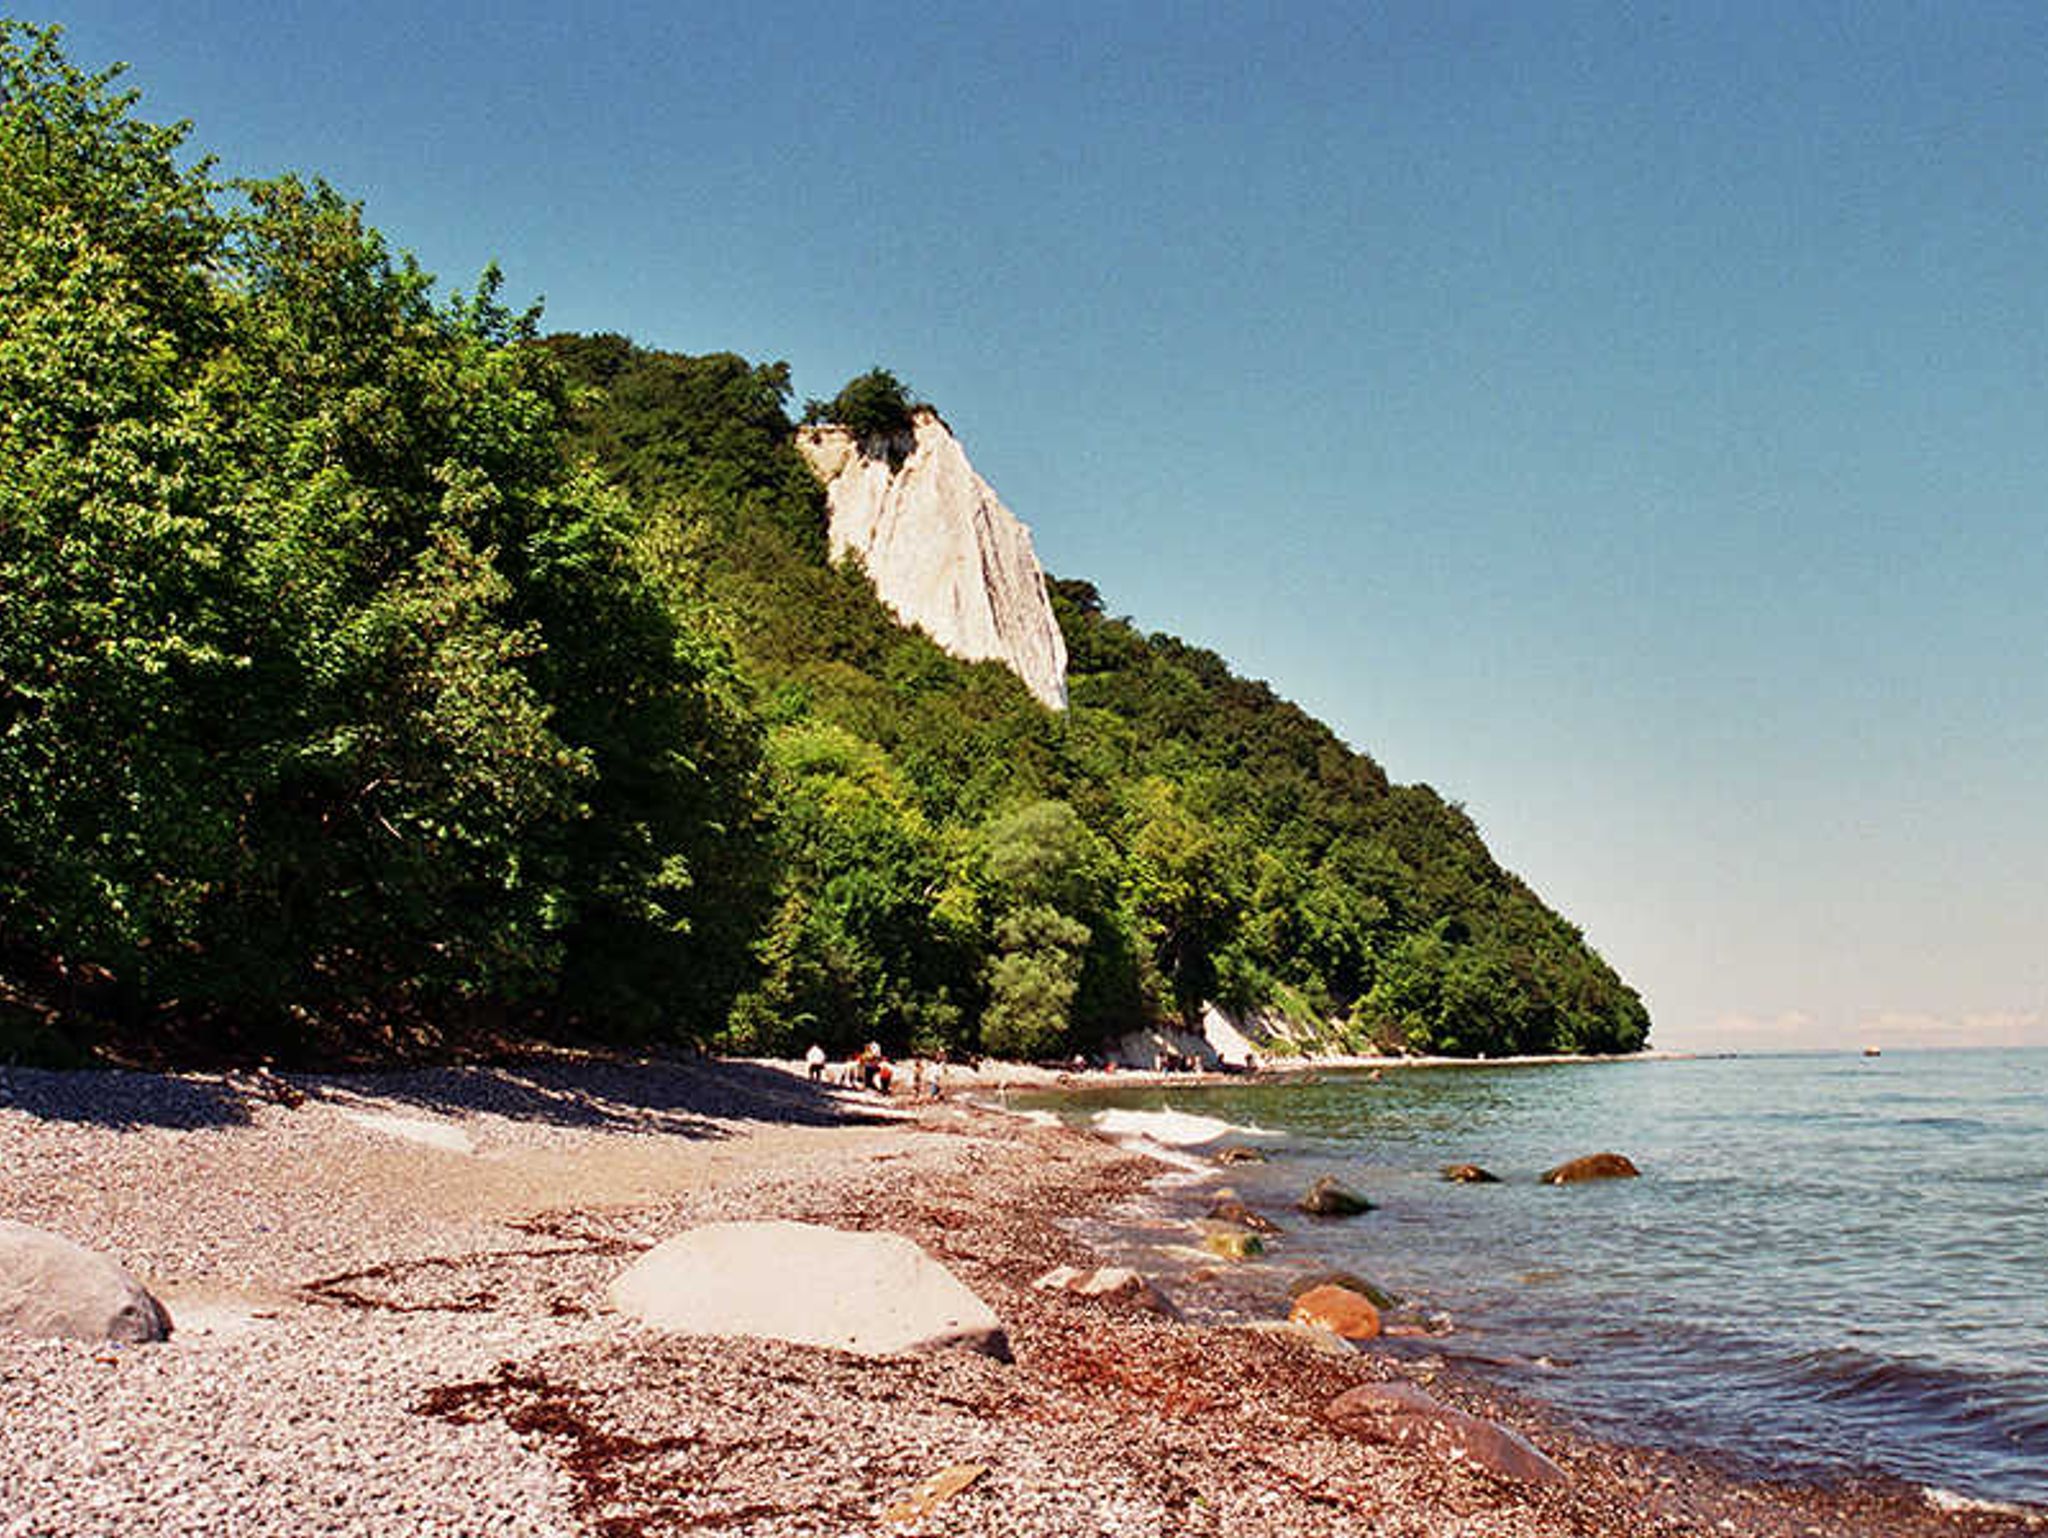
[1759,1344,2048,1492]
[1922,1487,2039,1520]
[1091,1107,1273,1148]
[1887,1114,1997,1134]
[1795,1343,2030,1418]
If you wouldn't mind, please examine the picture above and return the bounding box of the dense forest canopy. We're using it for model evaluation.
[0,22,1649,1065]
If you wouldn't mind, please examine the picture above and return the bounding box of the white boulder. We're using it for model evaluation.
[0,1220,172,1343]
[610,1220,1007,1358]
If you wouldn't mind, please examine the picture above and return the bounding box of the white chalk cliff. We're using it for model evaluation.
[796,409,1069,710]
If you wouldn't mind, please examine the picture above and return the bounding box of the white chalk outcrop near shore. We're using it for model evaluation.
[796,409,1069,711]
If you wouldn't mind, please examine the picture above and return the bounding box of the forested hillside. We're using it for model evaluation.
[0,22,1649,1065]
[543,340,1651,1062]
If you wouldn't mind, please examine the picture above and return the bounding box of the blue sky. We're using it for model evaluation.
[41,2,2048,1052]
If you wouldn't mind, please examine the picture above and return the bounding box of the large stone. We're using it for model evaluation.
[1206,1196,1282,1234]
[1198,1222,1265,1260]
[1442,1163,1500,1184]
[796,411,1069,711]
[611,1221,1007,1358]
[1324,1381,1568,1484]
[1286,1270,1401,1312]
[1031,1265,1180,1318]
[1297,1175,1374,1217]
[1289,1283,1381,1341]
[1540,1152,1641,1184]
[0,1221,172,1343]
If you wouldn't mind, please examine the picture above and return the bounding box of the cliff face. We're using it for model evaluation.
[796,410,1069,711]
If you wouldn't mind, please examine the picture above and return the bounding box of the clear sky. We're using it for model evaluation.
[40,2,2048,1053]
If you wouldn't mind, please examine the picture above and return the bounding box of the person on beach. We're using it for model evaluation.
[804,1043,826,1082]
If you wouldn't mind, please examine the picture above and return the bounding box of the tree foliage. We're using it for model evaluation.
[0,24,762,1058]
[801,367,918,444]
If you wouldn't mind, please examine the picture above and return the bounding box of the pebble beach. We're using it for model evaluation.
[1,1056,2037,1537]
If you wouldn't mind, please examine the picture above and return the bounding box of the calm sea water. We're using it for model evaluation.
[1027,1049,2048,1507]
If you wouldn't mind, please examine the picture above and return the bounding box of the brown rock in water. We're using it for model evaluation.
[1205,1197,1282,1234]
[1289,1283,1382,1341]
[1323,1380,1568,1484]
[1214,1145,1266,1165]
[1297,1175,1374,1216]
[1442,1163,1500,1184]
[1540,1152,1641,1184]
[1286,1270,1401,1312]
[1198,1222,1265,1261]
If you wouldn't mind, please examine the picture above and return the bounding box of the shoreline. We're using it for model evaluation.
[737,1048,1696,1104]
[1011,1093,2048,1524]
[2,1055,2038,1535]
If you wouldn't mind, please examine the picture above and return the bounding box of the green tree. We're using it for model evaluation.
[1118,779,1243,1026]
[0,21,238,1019]
[977,799,1139,1044]
[981,905,1089,1059]
[803,366,918,443]
[724,725,970,1056]
[0,29,766,1054]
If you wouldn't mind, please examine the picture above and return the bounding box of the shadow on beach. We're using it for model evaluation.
[0,1068,255,1131]
[0,1054,880,1137]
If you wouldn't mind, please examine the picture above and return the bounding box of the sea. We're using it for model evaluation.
[1020,1048,2048,1511]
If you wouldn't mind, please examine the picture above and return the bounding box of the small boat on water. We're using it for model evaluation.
[1862,1045,1882,1057]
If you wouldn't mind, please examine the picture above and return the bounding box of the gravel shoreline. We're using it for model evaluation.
[2,1057,2039,1536]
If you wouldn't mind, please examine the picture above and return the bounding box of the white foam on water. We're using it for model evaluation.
[1922,1487,2037,1520]
[1090,1107,1272,1148]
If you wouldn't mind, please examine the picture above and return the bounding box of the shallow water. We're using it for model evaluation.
[1024,1048,2048,1507]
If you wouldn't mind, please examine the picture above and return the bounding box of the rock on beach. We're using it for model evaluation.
[0,1220,172,1344]
[1287,1270,1402,1312]
[609,1219,1009,1358]
[1324,1379,1569,1484]
[1198,1221,1266,1261]
[1031,1264,1180,1317]
[1290,1282,1382,1341]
